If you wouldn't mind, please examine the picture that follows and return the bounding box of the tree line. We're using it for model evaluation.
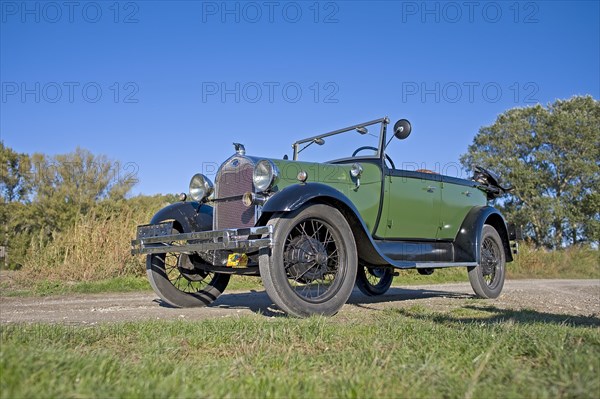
[0,145,173,269]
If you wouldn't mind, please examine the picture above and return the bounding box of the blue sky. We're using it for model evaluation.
[1,0,599,195]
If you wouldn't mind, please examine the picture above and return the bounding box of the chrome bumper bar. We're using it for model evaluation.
[131,223,273,255]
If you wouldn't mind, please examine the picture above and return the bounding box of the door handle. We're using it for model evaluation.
[426,186,436,193]
[462,191,471,197]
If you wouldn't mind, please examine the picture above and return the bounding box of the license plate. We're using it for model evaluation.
[136,222,174,240]
[227,253,249,267]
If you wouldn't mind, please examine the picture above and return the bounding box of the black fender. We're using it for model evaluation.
[454,206,513,263]
[150,201,213,233]
[259,183,413,267]
[262,183,358,213]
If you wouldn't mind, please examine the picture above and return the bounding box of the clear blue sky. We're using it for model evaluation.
[1,0,599,195]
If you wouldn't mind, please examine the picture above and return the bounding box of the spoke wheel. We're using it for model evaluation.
[259,204,358,317]
[147,226,230,307]
[468,224,506,299]
[356,265,393,296]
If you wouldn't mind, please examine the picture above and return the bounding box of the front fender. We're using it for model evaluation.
[262,183,357,213]
[151,201,213,233]
[259,183,413,267]
[454,206,513,263]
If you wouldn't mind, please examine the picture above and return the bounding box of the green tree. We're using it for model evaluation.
[28,147,137,234]
[1,142,31,202]
[460,96,600,248]
[1,143,33,268]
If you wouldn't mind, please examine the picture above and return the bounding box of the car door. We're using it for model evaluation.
[437,176,487,240]
[376,169,442,239]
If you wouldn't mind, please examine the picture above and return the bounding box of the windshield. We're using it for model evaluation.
[292,119,386,163]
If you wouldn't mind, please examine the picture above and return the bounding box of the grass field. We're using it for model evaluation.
[1,246,598,398]
[1,305,599,398]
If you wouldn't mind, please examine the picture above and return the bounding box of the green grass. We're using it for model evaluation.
[0,275,267,297]
[2,306,599,398]
[0,270,469,298]
[0,275,150,297]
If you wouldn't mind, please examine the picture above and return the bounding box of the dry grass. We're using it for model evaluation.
[509,243,599,279]
[14,206,599,289]
[18,200,163,284]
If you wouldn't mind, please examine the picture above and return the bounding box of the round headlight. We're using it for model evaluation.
[253,160,279,192]
[189,173,214,202]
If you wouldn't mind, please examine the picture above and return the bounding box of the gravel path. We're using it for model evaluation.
[1,279,598,324]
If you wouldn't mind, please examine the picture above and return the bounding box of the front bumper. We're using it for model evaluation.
[130,223,273,256]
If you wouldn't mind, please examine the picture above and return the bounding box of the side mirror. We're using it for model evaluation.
[393,119,412,140]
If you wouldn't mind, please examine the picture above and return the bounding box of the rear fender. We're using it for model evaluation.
[454,206,513,263]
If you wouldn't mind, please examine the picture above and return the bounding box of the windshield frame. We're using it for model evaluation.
[292,117,390,161]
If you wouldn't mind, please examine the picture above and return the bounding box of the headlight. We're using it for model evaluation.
[189,173,214,202]
[253,160,279,192]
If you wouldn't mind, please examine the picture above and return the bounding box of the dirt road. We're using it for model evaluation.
[1,279,598,324]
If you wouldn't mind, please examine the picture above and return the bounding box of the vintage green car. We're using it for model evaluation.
[131,117,517,317]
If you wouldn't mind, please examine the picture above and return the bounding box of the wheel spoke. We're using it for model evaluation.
[157,252,213,294]
[294,262,319,281]
[323,229,334,246]
[481,237,500,286]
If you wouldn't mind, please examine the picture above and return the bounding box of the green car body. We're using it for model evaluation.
[132,117,517,317]
[267,158,487,240]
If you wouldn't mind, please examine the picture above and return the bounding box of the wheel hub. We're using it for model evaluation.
[285,236,329,282]
[177,255,209,282]
[481,242,497,276]
[368,267,386,278]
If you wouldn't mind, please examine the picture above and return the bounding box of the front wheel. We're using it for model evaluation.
[468,224,506,299]
[146,225,230,307]
[259,204,358,317]
[356,265,394,296]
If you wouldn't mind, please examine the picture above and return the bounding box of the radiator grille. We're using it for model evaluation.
[214,156,256,230]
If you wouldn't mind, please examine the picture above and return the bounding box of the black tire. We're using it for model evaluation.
[356,265,393,296]
[468,224,506,299]
[259,204,358,317]
[146,226,230,307]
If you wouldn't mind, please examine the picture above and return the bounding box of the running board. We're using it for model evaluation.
[416,262,477,268]
[388,260,478,269]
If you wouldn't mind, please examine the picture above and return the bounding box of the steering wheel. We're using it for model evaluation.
[352,146,396,170]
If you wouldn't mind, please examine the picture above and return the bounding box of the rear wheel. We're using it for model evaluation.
[259,204,358,317]
[468,224,506,299]
[356,265,393,296]
[146,226,230,307]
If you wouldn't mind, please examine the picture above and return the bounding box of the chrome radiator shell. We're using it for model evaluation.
[213,155,256,230]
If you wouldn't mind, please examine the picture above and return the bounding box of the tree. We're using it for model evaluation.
[0,142,31,203]
[460,96,600,248]
[28,147,138,234]
[1,144,33,268]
